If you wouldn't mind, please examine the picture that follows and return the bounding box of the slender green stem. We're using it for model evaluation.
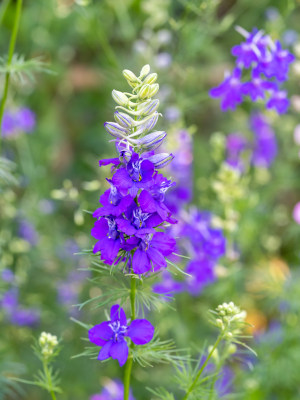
[182,334,223,400]
[42,360,57,400]
[0,0,23,145]
[123,276,136,400]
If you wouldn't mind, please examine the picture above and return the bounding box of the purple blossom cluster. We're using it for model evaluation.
[0,279,40,326]
[18,218,39,246]
[153,131,226,297]
[1,107,36,137]
[154,208,226,297]
[91,68,177,276]
[226,112,277,170]
[89,304,154,366]
[90,379,135,400]
[210,27,294,113]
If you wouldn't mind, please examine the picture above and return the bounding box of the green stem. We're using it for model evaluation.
[43,360,57,400]
[182,334,223,400]
[0,0,23,145]
[123,276,136,400]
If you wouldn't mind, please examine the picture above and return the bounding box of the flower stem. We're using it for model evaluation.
[0,0,23,145]
[42,360,57,400]
[123,276,136,400]
[182,334,223,400]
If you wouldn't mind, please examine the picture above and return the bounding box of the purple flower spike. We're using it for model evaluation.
[210,68,243,111]
[88,304,154,367]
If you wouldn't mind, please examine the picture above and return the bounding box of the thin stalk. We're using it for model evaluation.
[42,360,57,400]
[182,334,223,400]
[0,0,23,144]
[123,276,136,400]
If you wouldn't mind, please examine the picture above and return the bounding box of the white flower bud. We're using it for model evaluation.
[112,90,129,107]
[139,64,150,79]
[143,73,158,85]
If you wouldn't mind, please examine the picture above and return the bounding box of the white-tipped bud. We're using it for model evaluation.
[104,122,128,138]
[148,83,159,97]
[148,152,174,169]
[139,84,151,99]
[112,90,129,107]
[140,99,160,116]
[114,111,133,129]
[139,64,150,79]
[134,131,167,151]
[122,69,140,84]
[143,73,158,85]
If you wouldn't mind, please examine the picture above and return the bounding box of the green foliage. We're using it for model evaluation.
[0,54,53,84]
[131,333,190,367]
[0,157,18,186]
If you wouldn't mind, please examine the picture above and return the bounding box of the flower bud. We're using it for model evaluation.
[112,90,129,107]
[143,73,158,85]
[104,122,128,138]
[114,111,133,129]
[148,83,159,97]
[134,112,159,135]
[139,64,150,79]
[135,131,167,151]
[140,99,160,116]
[148,152,174,169]
[139,84,151,99]
[122,69,140,84]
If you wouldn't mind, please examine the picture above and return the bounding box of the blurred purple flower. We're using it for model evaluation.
[1,108,36,137]
[164,106,181,123]
[18,219,38,246]
[90,379,135,400]
[293,202,300,224]
[155,52,172,69]
[210,68,243,111]
[250,113,277,167]
[1,269,15,283]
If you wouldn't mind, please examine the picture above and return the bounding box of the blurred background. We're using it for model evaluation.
[1,0,300,399]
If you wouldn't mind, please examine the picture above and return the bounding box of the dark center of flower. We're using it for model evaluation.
[107,217,119,240]
[109,320,127,342]
[132,208,150,229]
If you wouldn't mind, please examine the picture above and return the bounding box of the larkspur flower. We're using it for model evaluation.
[210,27,294,114]
[91,65,177,273]
[250,113,277,167]
[88,304,154,366]
[1,107,36,137]
[90,379,135,400]
[210,68,243,111]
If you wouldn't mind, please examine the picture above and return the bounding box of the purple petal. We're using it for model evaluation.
[98,341,113,360]
[128,319,155,345]
[110,304,127,326]
[147,247,167,270]
[109,341,129,366]
[139,190,157,213]
[91,219,109,240]
[89,322,112,346]
[132,249,151,274]
[99,158,119,167]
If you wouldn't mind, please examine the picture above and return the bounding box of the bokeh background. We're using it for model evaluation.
[1,0,300,399]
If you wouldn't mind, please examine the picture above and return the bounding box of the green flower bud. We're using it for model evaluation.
[143,73,158,84]
[139,64,150,79]
[112,90,129,107]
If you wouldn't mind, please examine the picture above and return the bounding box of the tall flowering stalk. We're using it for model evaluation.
[89,65,177,399]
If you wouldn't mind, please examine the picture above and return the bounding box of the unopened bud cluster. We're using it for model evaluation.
[104,64,173,167]
[215,301,247,337]
[39,332,58,358]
